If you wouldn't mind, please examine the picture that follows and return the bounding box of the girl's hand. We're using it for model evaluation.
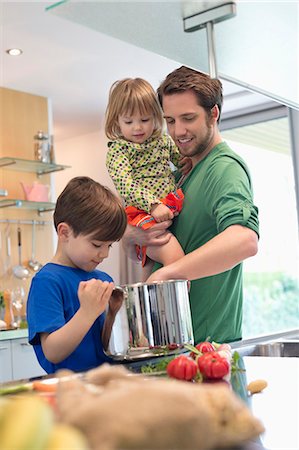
[151,203,174,222]
[78,279,114,323]
[179,156,192,175]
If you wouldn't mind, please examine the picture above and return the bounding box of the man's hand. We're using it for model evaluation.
[122,222,173,262]
[145,221,172,245]
[78,279,114,322]
[124,222,172,247]
[150,203,174,222]
[146,267,169,284]
[147,269,191,291]
[179,156,192,175]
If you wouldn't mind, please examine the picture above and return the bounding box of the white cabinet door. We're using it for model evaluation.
[0,340,13,383]
[11,338,46,381]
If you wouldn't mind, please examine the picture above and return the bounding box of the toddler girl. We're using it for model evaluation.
[105,78,191,269]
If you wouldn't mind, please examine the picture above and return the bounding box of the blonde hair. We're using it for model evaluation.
[105,78,164,140]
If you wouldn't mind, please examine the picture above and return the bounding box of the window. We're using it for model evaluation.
[221,115,299,338]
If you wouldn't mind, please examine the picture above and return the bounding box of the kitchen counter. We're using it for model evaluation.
[1,331,298,450]
[124,352,299,450]
[240,356,299,450]
[0,328,28,341]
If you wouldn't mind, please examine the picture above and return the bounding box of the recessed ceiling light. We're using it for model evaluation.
[6,48,23,56]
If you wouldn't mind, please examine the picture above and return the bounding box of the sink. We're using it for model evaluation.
[235,340,299,358]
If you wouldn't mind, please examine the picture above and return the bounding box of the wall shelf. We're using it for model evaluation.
[0,199,55,214]
[0,157,70,176]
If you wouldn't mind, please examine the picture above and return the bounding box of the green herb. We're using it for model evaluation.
[184,343,200,354]
[231,351,245,374]
[141,357,174,374]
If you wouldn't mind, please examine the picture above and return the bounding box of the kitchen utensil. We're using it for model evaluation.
[106,279,194,361]
[12,227,30,280]
[11,286,26,328]
[0,230,4,278]
[3,228,12,284]
[21,181,49,202]
[3,289,14,329]
[28,221,42,272]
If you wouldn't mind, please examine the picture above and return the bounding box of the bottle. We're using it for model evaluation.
[3,289,14,329]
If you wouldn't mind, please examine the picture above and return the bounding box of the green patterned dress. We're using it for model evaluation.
[106,134,180,213]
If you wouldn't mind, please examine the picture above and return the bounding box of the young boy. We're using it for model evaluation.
[27,176,127,374]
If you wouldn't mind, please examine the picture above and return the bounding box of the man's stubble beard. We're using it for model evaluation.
[187,122,214,159]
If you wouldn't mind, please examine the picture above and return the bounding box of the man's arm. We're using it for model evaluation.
[146,225,258,283]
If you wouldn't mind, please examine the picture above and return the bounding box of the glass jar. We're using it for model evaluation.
[34,130,51,163]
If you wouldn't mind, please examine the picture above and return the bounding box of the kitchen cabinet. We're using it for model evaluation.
[0,334,45,383]
[0,87,70,297]
[11,337,46,381]
[0,87,55,274]
[0,339,13,382]
[0,87,72,298]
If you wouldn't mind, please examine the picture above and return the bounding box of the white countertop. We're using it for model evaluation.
[0,329,29,341]
[242,356,299,450]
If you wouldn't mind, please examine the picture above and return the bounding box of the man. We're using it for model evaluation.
[123,66,259,343]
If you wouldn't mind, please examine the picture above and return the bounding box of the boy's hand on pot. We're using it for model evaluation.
[108,288,124,316]
[78,279,114,322]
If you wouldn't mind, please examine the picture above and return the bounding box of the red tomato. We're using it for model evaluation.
[217,349,232,361]
[217,343,232,354]
[167,343,180,351]
[216,343,232,361]
[167,355,198,381]
[197,351,230,379]
[196,341,215,353]
[190,341,215,359]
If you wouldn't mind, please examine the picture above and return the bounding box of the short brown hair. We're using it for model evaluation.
[54,177,127,241]
[105,78,164,140]
[157,66,223,123]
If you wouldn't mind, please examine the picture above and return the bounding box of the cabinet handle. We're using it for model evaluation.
[20,342,31,346]
[0,346,9,350]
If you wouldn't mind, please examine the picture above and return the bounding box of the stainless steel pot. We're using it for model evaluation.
[106,279,194,361]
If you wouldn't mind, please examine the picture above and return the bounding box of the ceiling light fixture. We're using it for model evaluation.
[6,48,23,56]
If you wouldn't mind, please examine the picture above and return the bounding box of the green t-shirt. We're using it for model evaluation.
[154,142,259,344]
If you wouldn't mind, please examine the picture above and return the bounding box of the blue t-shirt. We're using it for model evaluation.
[27,263,113,374]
